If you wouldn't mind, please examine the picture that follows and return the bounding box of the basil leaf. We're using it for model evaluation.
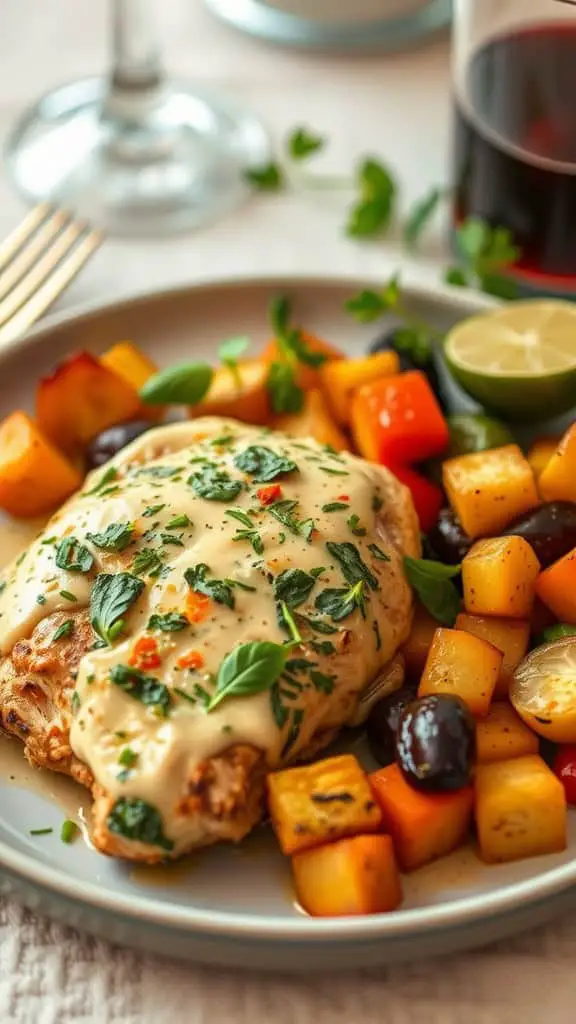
[207,641,289,712]
[107,797,173,851]
[346,158,397,239]
[132,549,163,577]
[147,612,188,632]
[403,186,444,250]
[110,664,172,714]
[189,466,242,502]
[403,555,461,626]
[266,362,304,414]
[55,538,94,573]
[140,362,213,405]
[326,541,379,591]
[218,335,249,363]
[90,572,144,645]
[273,568,316,609]
[288,126,325,161]
[185,563,235,609]
[87,521,134,552]
[234,446,298,483]
[347,514,366,537]
[244,163,284,191]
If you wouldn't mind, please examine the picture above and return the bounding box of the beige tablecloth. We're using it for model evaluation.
[0,2,573,1020]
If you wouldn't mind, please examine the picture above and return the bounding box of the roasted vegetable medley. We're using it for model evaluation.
[1,294,576,918]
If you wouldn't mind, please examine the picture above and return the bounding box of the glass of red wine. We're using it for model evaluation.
[452,0,576,295]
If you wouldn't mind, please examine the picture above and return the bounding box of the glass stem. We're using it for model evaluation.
[105,0,165,120]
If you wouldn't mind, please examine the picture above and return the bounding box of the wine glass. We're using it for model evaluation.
[4,0,270,237]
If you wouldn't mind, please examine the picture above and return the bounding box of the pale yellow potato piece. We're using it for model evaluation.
[476,703,539,764]
[462,536,540,619]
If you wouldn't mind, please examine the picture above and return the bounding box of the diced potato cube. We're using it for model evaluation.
[401,603,439,681]
[476,703,539,764]
[475,755,567,864]
[418,627,502,717]
[274,389,351,452]
[267,754,381,856]
[370,764,473,871]
[539,423,576,502]
[442,445,539,539]
[319,351,400,426]
[455,613,530,698]
[527,436,559,481]
[292,834,402,916]
[536,547,576,624]
[101,340,162,421]
[462,536,541,619]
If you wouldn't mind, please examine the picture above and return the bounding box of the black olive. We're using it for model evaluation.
[425,507,473,564]
[396,694,475,792]
[366,685,417,767]
[369,328,449,410]
[86,420,153,469]
[505,501,576,568]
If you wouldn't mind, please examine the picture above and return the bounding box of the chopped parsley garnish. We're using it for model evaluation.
[368,543,390,562]
[132,549,164,576]
[273,568,317,608]
[71,691,81,714]
[55,537,94,573]
[224,578,257,593]
[142,504,165,518]
[159,533,185,548]
[59,590,77,602]
[234,445,298,482]
[189,466,242,502]
[84,466,118,495]
[193,683,211,708]
[36,594,47,605]
[309,639,336,656]
[268,499,314,541]
[118,747,138,769]
[281,708,304,758]
[315,580,366,621]
[173,686,197,704]
[29,827,53,836]
[322,502,349,512]
[87,521,135,552]
[295,613,338,635]
[326,541,379,591]
[147,612,188,632]
[278,601,303,645]
[347,514,366,536]
[90,572,145,645]
[110,664,172,715]
[136,465,181,479]
[226,508,264,554]
[184,564,235,609]
[372,493,383,512]
[60,819,79,844]
[107,797,173,851]
[318,466,348,476]
[52,619,74,642]
[165,514,191,529]
[310,669,336,694]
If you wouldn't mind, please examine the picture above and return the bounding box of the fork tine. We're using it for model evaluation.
[0,220,87,329]
[0,228,103,345]
[0,208,72,303]
[0,203,55,273]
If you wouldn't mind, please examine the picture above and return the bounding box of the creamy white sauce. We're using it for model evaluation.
[0,418,416,852]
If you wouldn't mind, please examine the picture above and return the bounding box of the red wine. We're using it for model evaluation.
[453,24,576,288]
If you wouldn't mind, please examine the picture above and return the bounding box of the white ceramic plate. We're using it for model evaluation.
[0,273,574,971]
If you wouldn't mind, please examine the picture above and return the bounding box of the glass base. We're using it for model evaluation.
[4,77,270,237]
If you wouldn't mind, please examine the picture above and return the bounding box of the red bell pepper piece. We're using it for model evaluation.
[554,746,576,806]
[351,370,449,466]
[390,464,444,533]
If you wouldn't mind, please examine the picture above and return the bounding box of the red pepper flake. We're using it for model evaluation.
[129,636,162,670]
[337,494,350,502]
[257,483,283,506]
[177,649,205,671]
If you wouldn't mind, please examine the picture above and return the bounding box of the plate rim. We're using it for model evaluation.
[2,269,565,945]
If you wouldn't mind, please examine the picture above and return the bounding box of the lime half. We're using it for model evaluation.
[444,299,576,420]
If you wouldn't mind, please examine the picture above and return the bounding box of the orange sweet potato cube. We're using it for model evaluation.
[539,423,576,502]
[455,613,530,698]
[0,411,82,517]
[536,547,576,624]
[442,445,539,539]
[292,834,402,916]
[36,351,141,454]
[369,764,473,871]
[267,754,382,856]
[527,437,559,481]
[475,755,567,863]
[476,703,539,764]
[418,627,502,717]
[401,603,439,682]
[319,351,400,426]
[462,536,541,619]
[100,340,162,421]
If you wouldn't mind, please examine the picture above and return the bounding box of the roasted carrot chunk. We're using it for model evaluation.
[292,834,402,916]
[536,547,576,624]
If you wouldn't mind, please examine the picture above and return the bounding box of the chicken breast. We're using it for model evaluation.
[0,417,419,862]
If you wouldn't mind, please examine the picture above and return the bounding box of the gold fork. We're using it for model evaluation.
[0,203,103,345]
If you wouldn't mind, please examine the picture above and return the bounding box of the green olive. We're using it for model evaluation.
[447,414,514,457]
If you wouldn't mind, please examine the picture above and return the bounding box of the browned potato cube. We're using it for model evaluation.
[455,613,530,698]
[401,603,439,681]
[462,536,541,619]
[267,754,382,856]
[475,755,566,863]
[418,627,502,717]
[476,703,539,764]
[442,445,539,539]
